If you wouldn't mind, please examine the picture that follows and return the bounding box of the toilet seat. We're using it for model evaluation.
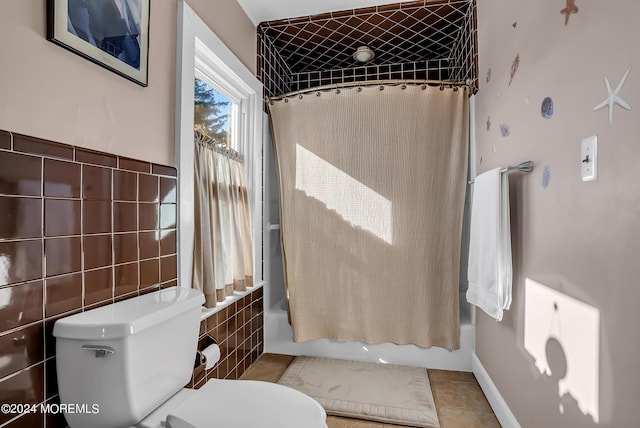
[148,380,327,428]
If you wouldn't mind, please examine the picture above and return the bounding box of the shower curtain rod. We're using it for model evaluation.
[269,78,471,101]
[194,130,243,163]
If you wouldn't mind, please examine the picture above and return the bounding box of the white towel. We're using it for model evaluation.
[466,168,512,321]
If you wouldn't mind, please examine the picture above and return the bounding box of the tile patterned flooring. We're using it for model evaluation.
[239,353,501,428]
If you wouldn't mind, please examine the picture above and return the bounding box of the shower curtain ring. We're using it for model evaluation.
[379,85,384,90]
[421,84,427,90]
[298,94,303,99]
[439,85,445,91]
[316,92,321,97]
[401,84,407,90]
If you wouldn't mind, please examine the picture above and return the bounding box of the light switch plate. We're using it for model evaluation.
[581,135,597,182]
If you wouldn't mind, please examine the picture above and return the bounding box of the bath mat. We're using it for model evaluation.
[277,356,440,427]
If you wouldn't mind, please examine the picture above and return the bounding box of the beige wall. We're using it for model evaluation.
[474,1,639,427]
[0,0,256,166]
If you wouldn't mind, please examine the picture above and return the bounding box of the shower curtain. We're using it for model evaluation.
[268,84,468,350]
[193,135,253,308]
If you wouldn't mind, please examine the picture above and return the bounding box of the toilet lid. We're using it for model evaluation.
[166,380,327,428]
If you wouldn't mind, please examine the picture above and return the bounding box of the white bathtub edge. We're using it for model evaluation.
[264,307,475,371]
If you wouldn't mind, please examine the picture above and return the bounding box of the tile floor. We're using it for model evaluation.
[239,353,501,428]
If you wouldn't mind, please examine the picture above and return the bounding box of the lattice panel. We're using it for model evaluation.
[450,0,478,92]
[258,0,477,98]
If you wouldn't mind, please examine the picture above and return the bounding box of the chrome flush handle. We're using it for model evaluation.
[81,344,115,358]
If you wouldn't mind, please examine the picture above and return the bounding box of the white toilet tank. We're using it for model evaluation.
[53,287,205,428]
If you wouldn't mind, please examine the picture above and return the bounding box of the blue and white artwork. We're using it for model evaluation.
[542,165,551,189]
[499,123,510,137]
[541,97,554,119]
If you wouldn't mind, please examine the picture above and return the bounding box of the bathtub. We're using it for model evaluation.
[262,114,475,371]
[263,286,475,371]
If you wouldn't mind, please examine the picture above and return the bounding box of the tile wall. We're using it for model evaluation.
[191,287,264,388]
[0,129,178,428]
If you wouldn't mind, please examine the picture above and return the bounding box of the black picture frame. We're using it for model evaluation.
[47,0,150,87]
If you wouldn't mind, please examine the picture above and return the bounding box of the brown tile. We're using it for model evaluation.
[83,165,112,200]
[428,369,477,384]
[161,280,177,289]
[0,151,41,196]
[44,237,81,277]
[44,158,81,198]
[152,164,177,177]
[439,409,501,428]
[83,200,111,234]
[0,363,44,426]
[0,130,11,149]
[119,157,150,173]
[76,147,117,167]
[114,202,137,232]
[138,173,158,202]
[139,285,160,295]
[113,170,138,201]
[115,262,138,296]
[6,409,45,428]
[139,203,158,230]
[84,267,113,305]
[114,232,138,264]
[239,353,294,383]
[13,133,73,160]
[0,323,44,379]
[140,258,159,287]
[0,197,42,239]
[0,240,42,286]
[431,378,493,413]
[44,199,81,237]
[82,235,112,270]
[160,203,176,229]
[45,356,58,399]
[139,230,159,259]
[44,308,81,358]
[45,273,83,317]
[160,255,177,283]
[44,396,67,428]
[0,281,43,332]
[160,229,176,255]
[160,177,177,203]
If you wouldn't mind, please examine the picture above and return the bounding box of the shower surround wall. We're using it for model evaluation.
[0,130,265,427]
[258,0,478,98]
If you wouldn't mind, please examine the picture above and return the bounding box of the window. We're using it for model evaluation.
[176,1,263,290]
[194,77,235,148]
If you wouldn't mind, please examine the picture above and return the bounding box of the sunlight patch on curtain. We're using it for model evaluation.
[295,145,392,244]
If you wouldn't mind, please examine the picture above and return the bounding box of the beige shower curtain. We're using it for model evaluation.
[193,134,253,308]
[268,84,468,350]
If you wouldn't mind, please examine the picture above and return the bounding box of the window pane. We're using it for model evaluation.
[194,78,233,147]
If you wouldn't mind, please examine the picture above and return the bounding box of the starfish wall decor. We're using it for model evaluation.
[593,67,632,125]
[561,0,579,26]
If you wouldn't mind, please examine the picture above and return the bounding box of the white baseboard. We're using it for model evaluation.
[472,352,521,428]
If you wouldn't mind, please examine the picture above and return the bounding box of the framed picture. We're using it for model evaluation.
[47,0,150,87]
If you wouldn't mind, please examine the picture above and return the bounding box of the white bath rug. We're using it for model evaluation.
[277,356,440,427]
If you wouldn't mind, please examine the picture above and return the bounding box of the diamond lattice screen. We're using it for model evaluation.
[258,0,477,97]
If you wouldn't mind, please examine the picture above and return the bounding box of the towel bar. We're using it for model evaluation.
[468,160,533,184]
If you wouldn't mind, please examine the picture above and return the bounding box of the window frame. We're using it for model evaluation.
[176,1,263,290]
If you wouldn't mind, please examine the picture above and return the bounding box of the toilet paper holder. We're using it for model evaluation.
[195,334,220,370]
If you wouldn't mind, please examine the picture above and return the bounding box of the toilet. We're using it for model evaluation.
[53,287,327,428]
